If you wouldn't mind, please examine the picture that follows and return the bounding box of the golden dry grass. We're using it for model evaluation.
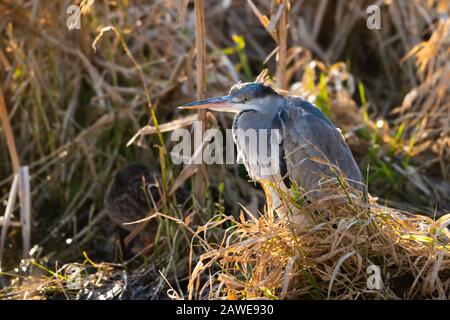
[188,187,450,300]
[395,17,450,180]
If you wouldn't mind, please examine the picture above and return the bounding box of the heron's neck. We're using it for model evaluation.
[233,109,276,133]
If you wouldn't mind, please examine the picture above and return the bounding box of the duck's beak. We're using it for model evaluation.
[178,95,239,113]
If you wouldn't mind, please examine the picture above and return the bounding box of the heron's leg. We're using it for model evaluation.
[260,182,274,216]
[261,182,288,221]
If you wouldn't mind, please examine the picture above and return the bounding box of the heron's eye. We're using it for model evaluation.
[242,96,250,103]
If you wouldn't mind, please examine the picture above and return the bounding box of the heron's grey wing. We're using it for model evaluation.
[272,113,292,188]
[279,101,365,194]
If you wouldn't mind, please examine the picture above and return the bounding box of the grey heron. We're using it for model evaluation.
[180,82,366,227]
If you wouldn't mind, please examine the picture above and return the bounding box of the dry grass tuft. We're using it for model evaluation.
[188,184,450,300]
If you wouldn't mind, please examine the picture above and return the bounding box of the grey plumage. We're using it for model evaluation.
[180,82,366,213]
[276,96,365,195]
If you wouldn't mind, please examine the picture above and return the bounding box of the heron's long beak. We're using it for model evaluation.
[178,95,239,113]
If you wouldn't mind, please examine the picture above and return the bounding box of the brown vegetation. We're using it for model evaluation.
[0,0,449,299]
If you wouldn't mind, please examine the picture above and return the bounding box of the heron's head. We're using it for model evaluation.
[179,82,284,114]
